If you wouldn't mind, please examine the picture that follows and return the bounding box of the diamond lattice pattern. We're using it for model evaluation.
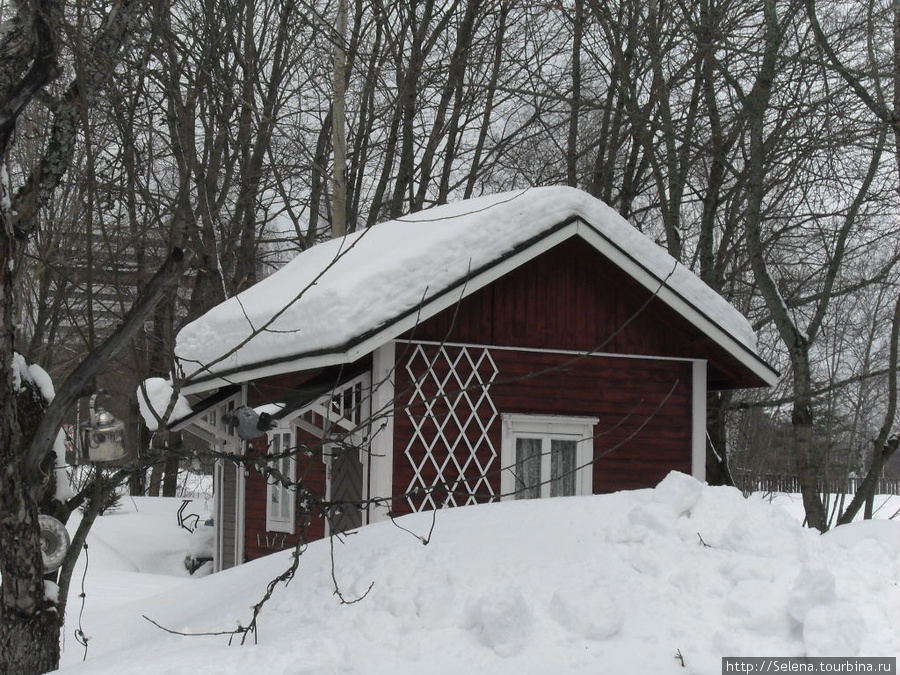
[404,344,499,511]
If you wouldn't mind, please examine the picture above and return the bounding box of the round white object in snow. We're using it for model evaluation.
[38,514,70,572]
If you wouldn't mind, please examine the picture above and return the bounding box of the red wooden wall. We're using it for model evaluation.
[389,237,708,515]
[392,344,693,516]
[403,236,762,389]
[243,426,328,562]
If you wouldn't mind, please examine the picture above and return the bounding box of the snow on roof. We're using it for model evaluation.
[175,186,768,390]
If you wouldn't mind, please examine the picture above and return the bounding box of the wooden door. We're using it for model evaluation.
[329,443,363,533]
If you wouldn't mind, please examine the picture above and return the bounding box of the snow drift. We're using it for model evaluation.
[55,473,899,674]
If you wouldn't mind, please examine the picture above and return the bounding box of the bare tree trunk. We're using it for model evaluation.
[332,0,349,237]
[0,4,65,668]
[148,461,164,496]
[420,0,479,207]
[162,433,182,497]
[0,7,189,667]
[706,391,734,486]
[463,2,508,199]
[130,397,148,495]
[309,111,332,244]
[389,0,435,217]
[807,0,900,522]
[742,0,827,531]
[1,207,62,675]
[347,4,384,226]
[566,0,583,187]
[837,294,900,524]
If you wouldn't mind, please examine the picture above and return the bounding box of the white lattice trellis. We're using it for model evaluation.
[404,344,499,511]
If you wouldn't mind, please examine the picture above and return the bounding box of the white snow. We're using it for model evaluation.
[28,362,56,402]
[175,187,764,388]
[45,581,60,604]
[52,473,899,674]
[11,353,71,499]
[12,351,55,402]
[1,164,11,217]
[53,430,74,502]
[136,378,193,431]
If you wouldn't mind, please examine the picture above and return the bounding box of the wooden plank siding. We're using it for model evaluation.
[243,427,328,562]
[401,237,761,390]
[387,237,707,516]
[392,344,693,516]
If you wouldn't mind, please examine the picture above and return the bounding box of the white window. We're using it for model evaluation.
[500,414,598,500]
[266,427,296,533]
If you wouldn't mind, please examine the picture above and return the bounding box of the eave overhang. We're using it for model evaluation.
[178,218,779,396]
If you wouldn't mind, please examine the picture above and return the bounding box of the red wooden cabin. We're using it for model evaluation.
[172,187,777,571]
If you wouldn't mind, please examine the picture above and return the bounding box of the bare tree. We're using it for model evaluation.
[0,1,203,670]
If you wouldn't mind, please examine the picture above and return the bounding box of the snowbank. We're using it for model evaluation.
[54,474,899,674]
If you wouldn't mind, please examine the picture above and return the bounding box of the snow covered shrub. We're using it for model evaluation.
[184,523,214,575]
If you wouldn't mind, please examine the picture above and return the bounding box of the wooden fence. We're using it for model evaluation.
[734,473,900,496]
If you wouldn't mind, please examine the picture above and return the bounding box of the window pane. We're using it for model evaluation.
[278,457,288,519]
[514,438,541,499]
[269,434,281,518]
[279,433,292,519]
[550,439,577,497]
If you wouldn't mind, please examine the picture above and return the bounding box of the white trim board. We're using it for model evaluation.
[691,360,707,482]
[367,341,395,523]
[398,339,699,364]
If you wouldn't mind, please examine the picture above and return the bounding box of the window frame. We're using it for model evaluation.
[500,414,598,500]
[265,425,296,534]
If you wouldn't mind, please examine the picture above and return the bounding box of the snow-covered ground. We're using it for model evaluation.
[53,473,899,674]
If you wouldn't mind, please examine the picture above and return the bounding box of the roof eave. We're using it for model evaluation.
[572,223,779,388]
[178,217,778,395]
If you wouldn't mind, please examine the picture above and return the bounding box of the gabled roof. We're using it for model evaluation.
[175,187,778,394]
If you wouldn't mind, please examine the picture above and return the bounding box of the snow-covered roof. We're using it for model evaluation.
[175,186,777,393]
